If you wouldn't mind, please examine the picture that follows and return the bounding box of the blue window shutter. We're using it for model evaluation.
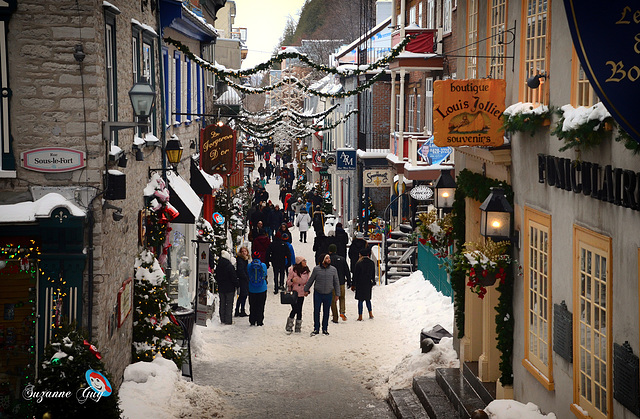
[163,49,169,125]
[186,57,191,124]
[175,51,181,124]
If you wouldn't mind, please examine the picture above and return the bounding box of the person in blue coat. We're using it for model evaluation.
[248,251,268,326]
[283,233,295,268]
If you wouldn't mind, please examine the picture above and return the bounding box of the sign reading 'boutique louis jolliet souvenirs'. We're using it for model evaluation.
[200,124,236,176]
[538,154,640,210]
[433,79,506,148]
[21,148,86,172]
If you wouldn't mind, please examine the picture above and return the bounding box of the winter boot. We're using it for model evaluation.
[285,317,294,334]
[369,311,374,319]
[234,306,240,317]
[357,314,363,321]
[294,319,302,333]
[239,309,248,317]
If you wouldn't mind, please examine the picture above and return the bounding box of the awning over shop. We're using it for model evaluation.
[159,0,218,43]
[0,193,86,223]
[190,159,223,195]
[167,171,203,224]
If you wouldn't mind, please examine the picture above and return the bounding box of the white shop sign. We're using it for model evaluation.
[363,168,393,188]
[21,148,86,172]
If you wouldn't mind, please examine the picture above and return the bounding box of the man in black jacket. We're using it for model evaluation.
[215,250,240,325]
[328,244,351,323]
[267,235,291,294]
[348,232,368,274]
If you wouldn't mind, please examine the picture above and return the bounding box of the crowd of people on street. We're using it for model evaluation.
[212,147,377,336]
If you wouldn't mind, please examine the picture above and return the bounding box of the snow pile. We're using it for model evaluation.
[503,102,549,117]
[119,356,228,419]
[558,102,611,132]
[485,399,557,419]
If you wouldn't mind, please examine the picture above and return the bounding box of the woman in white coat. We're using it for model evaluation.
[295,208,312,243]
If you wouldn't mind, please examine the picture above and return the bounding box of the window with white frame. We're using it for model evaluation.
[408,95,415,132]
[418,3,423,27]
[488,0,507,80]
[173,51,180,125]
[572,226,611,419]
[444,0,452,33]
[186,58,191,124]
[142,34,156,135]
[427,0,435,28]
[466,0,478,78]
[196,65,202,119]
[181,57,187,124]
[523,208,554,390]
[425,78,433,134]
[572,51,599,107]
[410,6,416,25]
[105,12,117,144]
[163,49,171,126]
[132,29,140,83]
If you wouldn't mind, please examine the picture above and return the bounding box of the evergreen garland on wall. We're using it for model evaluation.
[451,168,514,386]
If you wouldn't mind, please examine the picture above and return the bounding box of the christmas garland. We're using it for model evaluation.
[615,127,640,154]
[551,103,615,152]
[451,168,514,386]
[238,109,359,139]
[164,34,415,79]
[502,102,553,137]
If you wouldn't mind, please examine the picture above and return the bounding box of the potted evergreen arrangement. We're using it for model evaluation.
[551,102,615,152]
[459,239,512,299]
[418,210,454,259]
[502,102,553,137]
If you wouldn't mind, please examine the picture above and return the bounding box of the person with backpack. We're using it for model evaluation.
[248,251,268,326]
[234,246,250,318]
[215,250,239,325]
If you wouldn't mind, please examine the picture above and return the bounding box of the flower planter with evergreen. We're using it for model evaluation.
[459,239,512,299]
[551,102,615,152]
[502,102,553,137]
[418,210,454,259]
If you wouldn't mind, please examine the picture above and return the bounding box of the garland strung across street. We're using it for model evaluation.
[163,34,415,79]
[238,109,359,139]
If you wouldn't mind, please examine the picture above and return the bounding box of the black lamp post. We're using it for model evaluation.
[479,187,513,242]
[433,169,456,213]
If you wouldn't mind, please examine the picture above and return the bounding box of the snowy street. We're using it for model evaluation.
[119,170,458,418]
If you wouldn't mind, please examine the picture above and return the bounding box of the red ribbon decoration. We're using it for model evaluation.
[83,339,102,360]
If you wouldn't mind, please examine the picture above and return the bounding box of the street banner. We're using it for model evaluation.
[200,124,236,175]
[563,0,640,144]
[433,79,506,147]
[417,136,453,165]
[336,148,356,171]
[363,168,393,188]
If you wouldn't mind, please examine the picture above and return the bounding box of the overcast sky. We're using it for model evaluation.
[233,0,307,69]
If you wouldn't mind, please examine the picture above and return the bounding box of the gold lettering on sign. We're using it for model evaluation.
[606,7,640,83]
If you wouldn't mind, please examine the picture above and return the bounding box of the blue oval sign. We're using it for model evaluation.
[85,370,112,396]
[213,212,225,225]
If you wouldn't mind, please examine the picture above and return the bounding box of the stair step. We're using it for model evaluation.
[462,362,495,405]
[387,263,414,267]
[387,238,411,244]
[387,271,412,276]
[435,368,486,418]
[399,224,414,233]
[412,376,460,419]
[388,389,429,418]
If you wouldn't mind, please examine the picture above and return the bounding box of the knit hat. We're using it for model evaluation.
[328,244,337,253]
[252,251,260,260]
[295,256,305,264]
[281,233,289,240]
[220,250,231,260]
[355,232,364,239]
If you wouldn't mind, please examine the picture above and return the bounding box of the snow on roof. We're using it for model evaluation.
[216,87,242,105]
[310,74,332,90]
[278,46,303,55]
[503,102,549,116]
[166,171,203,220]
[102,1,120,14]
[200,169,224,190]
[357,149,390,159]
[0,193,86,223]
[130,18,158,37]
[395,51,438,59]
[181,2,218,37]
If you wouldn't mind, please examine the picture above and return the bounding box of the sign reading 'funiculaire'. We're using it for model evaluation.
[200,124,236,176]
[433,79,506,147]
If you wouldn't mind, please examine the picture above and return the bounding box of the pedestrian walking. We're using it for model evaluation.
[296,208,311,243]
[348,232,368,274]
[267,234,291,294]
[334,222,349,258]
[312,205,325,236]
[248,251,268,326]
[352,247,376,321]
[328,244,351,323]
[275,222,293,243]
[304,254,340,336]
[285,256,310,334]
[234,247,250,317]
[215,250,239,325]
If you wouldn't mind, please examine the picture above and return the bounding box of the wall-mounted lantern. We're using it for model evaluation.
[479,187,513,242]
[433,169,456,213]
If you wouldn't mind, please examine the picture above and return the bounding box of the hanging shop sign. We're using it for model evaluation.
[363,168,393,188]
[117,278,133,328]
[312,149,323,172]
[563,1,640,145]
[336,148,356,171]
[200,124,236,175]
[417,136,453,165]
[433,79,506,147]
[409,185,434,201]
[20,147,86,172]
[538,153,640,211]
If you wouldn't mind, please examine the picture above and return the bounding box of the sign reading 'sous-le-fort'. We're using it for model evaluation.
[20,148,86,172]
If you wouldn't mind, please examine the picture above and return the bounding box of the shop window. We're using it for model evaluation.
[466,0,478,78]
[571,226,612,419]
[443,0,452,34]
[520,0,550,104]
[395,94,401,132]
[427,0,435,29]
[522,207,554,390]
[416,94,422,133]
[571,49,599,107]
[408,95,415,132]
[487,0,507,79]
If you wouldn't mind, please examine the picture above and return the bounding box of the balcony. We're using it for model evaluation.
[389,27,443,71]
